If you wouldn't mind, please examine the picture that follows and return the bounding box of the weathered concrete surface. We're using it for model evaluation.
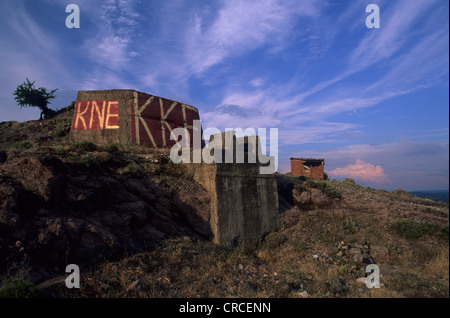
[185,132,281,248]
[70,89,204,149]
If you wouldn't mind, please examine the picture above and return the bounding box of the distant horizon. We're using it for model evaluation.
[319,175,449,192]
[409,189,450,192]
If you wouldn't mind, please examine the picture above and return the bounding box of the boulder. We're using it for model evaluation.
[310,188,332,206]
[292,188,311,205]
[370,245,389,262]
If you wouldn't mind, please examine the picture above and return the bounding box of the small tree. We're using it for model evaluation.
[13,78,58,120]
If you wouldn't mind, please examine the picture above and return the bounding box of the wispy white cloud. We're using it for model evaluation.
[0,0,78,120]
[364,25,449,93]
[124,0,323,97]
[285,0,448,109]
[85,0,142,69]
[278,123,360,145]
[350,0,441,72]
[0,1,68,87]
[183,0,320,75]
[249,77,265,88]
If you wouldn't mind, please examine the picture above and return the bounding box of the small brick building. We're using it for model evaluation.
[290,157,325,179]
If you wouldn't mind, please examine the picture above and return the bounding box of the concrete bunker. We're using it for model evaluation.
[70,90,280,248]
[184,131,281,248]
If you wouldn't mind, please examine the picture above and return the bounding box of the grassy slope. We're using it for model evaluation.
[38,180,449,298]
[0,112,448,298]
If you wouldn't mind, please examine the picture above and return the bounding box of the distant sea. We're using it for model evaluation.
[409,190,449,203]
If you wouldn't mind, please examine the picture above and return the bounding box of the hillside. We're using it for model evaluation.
[0,108,448,298]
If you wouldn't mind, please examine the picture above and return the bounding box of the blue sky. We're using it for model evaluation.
[0,0,448,191]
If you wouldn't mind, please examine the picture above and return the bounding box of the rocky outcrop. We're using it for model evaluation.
[277,174,339,215]
[0,150,211,283]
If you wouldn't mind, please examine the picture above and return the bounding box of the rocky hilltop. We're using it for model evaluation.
[0,106,448,298]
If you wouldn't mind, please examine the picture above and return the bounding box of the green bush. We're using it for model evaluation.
[54,147,67,155]
[338,264,349,274]
[391,189,414,198]
[0,172,11,180]
[122,162,145,177]
[306,179,342,199]
[290,241,308,251]
[423,222,437,233]
[264,232,287,249]
[344,178,355,185]
[8,140,33,150]
[390,219,424,238]
[104,143,119,152]
[342,217,358,234]
[0,279,40,298]
[69,154,99,168]
[437,225,449,239]
[324,186,342,199]
[390,219,448,240]
[71,141,97,152]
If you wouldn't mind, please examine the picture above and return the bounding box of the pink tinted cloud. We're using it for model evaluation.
[329,159,390,183]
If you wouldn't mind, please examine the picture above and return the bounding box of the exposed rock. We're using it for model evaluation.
[356,277,367,284]
[310,188,332,206]
[348,247,362,255]
[370,245,389,262]
[352,253,364,264]
[330,278,346,293]
[293,188,311,205]
[275,282,292,297]
[312,280,328,293]
[299,290,309,298]
[0,150,212,283]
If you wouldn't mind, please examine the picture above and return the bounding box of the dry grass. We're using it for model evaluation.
[30,178,450,299]
[361,287,405,298]
[424,247,449,280]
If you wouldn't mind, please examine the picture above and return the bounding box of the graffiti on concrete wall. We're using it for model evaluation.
[131,91,203,148]
[72,100,119,130]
